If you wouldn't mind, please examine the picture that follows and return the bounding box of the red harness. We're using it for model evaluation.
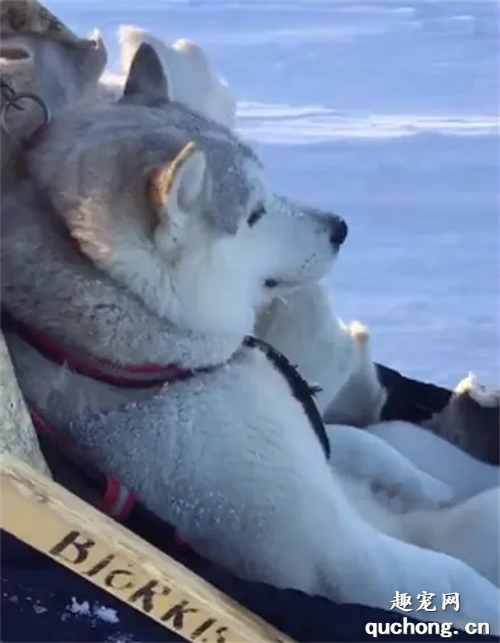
[10,315,198,388]
[3,312,201,525]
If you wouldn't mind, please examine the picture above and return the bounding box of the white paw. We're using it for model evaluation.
[386,475,455,512]
[411,476,455,509]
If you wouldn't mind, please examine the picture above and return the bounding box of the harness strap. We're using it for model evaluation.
[243,336,330,459]
[1,310,205,544]
[2,314,330,545]
[1,310,200,388]
[29,408,136,522]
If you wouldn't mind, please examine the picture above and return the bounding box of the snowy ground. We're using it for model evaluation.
[47,0,499,387]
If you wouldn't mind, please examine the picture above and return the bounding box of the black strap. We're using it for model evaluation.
[244,336,330,459]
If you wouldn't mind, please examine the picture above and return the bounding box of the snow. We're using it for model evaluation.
[2,590,118,625]
[45,0,499,387]
[94,604,121,624]
[68,596,91,616]
[68,597,120,624]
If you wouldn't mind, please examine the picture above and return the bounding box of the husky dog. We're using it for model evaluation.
[98,26,499,467]
[86,19,500,588]
[2,43,499,630]
[64,21,498,470]
[255,286,388,424]
[370,377,500,500]
[1,2,106,474]
[96,25,387,425]
[99,25,235,129]
[112,27,499,463]
[113,24,500,587]
[422,374,500,465]
[259,290,499,489]
[1,4,106,191]
[0,26,106,139]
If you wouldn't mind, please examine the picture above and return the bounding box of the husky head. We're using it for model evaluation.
[28,44,347,340]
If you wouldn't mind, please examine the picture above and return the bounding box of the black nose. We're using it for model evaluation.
[329,216,348,247]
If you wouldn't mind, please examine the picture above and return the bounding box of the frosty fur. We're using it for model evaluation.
[2,41,499,632]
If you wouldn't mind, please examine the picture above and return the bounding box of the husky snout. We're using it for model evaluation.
[328,215,348,248]
[314,211,348,249]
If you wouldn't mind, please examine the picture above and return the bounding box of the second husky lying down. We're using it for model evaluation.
[2,42,499,631]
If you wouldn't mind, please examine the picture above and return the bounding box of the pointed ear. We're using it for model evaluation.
[121,42,170,105]
[150,141,207,218]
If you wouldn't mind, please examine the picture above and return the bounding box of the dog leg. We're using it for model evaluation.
[189,468,500,632]
[423,373,500,465]
[321,511,500,633]
[323,321,387,426]
[295,479,500,631]
[326,424,455,510]
[399,487,500,588]
[369,420,499,501]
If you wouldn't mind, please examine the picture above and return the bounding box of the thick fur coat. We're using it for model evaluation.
[2,42,499,632]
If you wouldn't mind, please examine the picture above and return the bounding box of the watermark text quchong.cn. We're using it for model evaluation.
[366,618,490,638]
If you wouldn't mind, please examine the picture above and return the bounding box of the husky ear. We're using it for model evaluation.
[121,42,170,105]
[150,141,206,218]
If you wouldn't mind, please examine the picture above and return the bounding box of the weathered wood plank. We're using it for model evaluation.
[0,332,51,475]
[1,453,294,643]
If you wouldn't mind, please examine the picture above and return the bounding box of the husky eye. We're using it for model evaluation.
[247,205,266,228]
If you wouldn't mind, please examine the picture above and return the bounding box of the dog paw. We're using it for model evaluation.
[455,372,500,409]
[449,563,500,635]
[413,477,456,510]
[394,476,455,512]
[347,320,370,345]
[371,467,455,513]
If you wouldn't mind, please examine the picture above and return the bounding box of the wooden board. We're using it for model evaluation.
[0,332,51,477]
[1,453,294,643]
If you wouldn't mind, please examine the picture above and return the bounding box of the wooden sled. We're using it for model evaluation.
[1,452,293,643]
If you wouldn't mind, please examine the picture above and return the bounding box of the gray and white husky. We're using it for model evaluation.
[106,26,500,472]
[2,43,499,631]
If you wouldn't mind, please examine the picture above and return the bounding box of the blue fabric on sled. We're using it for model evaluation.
[1,366,496,643]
